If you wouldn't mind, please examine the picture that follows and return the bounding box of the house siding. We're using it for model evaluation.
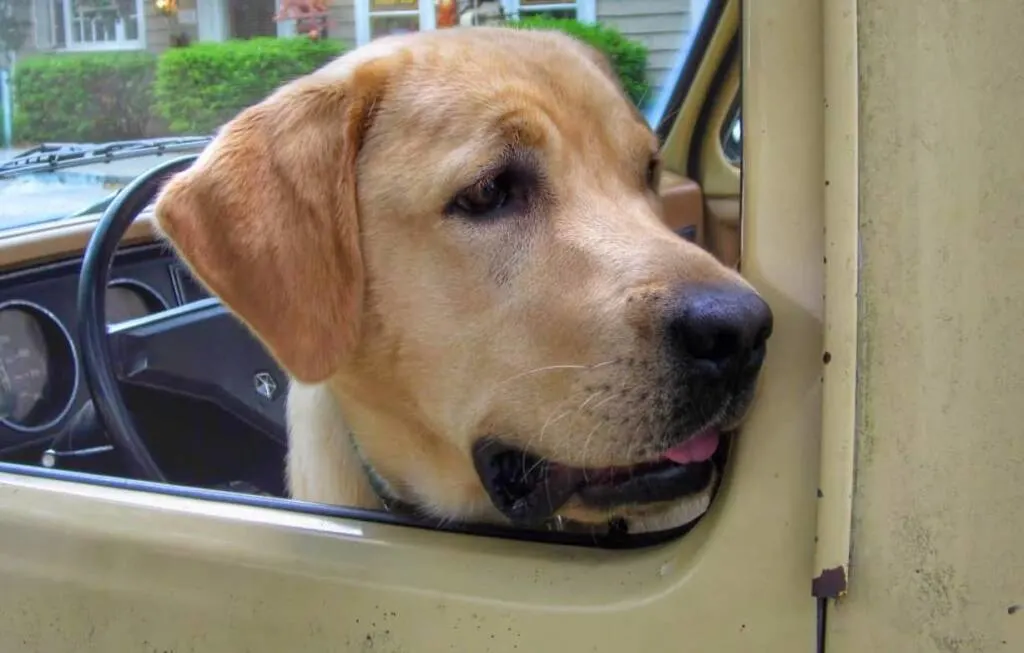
[22,0,51,56]
[145,3,173,53]
[595,0,691,96]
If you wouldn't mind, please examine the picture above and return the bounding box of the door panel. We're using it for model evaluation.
[705,196,741,267]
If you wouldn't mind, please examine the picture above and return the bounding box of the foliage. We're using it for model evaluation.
[506,17,651,107]
[13,51,158,142]
[153,36,346,134]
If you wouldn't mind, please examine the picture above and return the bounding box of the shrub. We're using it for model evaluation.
[13,51,157,143]
[154,36,346,135]
[507,17,651,107]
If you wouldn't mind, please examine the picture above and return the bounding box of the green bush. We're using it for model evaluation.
[507,17,651,107]
[154,36,346,135]
[13,51,157,143]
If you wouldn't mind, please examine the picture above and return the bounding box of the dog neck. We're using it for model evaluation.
[323,381,617,535]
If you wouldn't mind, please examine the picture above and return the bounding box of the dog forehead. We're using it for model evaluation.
[313,28,622,104]
[384,32,642,139]
[302,28,652,172]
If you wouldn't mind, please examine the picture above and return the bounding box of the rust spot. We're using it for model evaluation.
[1009,604,1021,615]
[817,488,824,498]
[812,566,847,598]
[823,351,832,364]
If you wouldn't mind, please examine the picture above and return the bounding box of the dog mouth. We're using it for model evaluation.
[472,429,721,526]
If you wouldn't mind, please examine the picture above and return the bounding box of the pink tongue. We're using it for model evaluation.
[663,430,720,464]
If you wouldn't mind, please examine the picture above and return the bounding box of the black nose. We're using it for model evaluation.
[665,284,774,375]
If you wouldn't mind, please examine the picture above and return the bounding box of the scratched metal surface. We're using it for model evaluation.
[826,1,1024,651]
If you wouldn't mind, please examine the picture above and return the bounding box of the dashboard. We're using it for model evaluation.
[0,242,211,451]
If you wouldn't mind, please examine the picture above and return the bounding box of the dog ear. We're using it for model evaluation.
[154,57,393,383]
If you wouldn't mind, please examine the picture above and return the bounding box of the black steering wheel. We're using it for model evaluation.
[76,156,288,482]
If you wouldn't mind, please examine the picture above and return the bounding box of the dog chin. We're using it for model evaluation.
[553,465,720,534]
[471,433,725,533]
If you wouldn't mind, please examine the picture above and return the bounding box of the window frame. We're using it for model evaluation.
[56,0,147,52]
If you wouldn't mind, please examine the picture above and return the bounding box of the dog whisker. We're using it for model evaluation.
[522,453,552,484]
[585,393,619,416]
[575,390,606,419]
[494,360,619,389]
[579,422,605,482]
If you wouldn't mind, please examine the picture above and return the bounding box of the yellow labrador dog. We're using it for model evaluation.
[154,27,772,534]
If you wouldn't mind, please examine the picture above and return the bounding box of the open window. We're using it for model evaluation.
[0,0,750,550]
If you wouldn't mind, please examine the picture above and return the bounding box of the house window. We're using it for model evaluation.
[354,0,433,44]
[52,0,146,51]
[502,0,595,22]
[354,0,594,46]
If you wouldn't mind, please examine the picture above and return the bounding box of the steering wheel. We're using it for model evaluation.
[76,156,288,482]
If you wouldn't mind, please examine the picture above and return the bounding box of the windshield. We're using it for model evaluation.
[0,0,703,231]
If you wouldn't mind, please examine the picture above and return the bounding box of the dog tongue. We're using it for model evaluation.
[663,430,720,464]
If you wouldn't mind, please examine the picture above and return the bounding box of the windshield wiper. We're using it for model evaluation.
[0,136,212,180]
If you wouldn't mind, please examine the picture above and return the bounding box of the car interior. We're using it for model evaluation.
[0,2,743,549]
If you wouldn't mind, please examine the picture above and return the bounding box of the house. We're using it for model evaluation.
[16,0,697,92]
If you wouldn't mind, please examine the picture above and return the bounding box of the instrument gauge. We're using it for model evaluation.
[0,301,78,432]
[106,280,170,325]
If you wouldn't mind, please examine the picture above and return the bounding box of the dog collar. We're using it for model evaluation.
[347,432,420,516]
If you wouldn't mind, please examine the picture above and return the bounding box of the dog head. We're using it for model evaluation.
[155,27,772,534]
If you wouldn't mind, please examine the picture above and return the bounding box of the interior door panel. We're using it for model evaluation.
[658,170,706,246]
[704,197,741,268]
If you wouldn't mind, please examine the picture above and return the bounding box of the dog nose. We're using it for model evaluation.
[666,285,774,374]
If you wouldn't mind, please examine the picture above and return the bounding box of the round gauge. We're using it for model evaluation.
[0,301,78,432]
[105,280,170,325]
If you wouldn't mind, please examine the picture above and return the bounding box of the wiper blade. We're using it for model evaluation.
[0,136,212,179]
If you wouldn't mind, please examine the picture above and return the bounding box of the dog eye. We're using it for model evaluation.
[451,175,511,219]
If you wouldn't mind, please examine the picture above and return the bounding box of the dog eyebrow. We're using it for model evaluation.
[494,108,552,150]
